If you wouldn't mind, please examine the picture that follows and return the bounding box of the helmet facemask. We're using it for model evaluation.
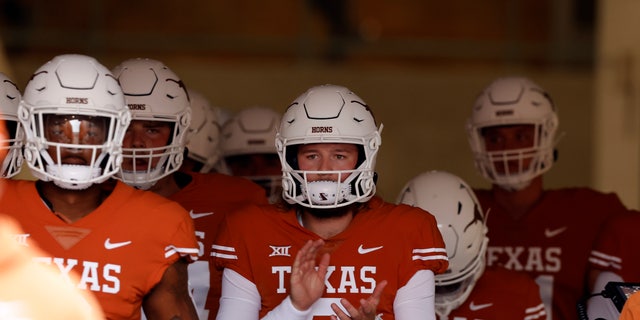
[280,142,378,208]
[0,119,25,178]
[21,110,124,190]
[276,84,382,210]
[119,119,187,190]
[19,54,129,190]
[0,74,25,178]
[471,121,558,191]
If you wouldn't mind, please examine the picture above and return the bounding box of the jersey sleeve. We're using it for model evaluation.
[587,211,640,274]
[164,202,200,262]
[211,206,248,279]
[144,199,200,292]
[397,205,449,286]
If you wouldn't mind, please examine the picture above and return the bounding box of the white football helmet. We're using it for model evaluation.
[466,76,559,191]
[221,106,282,202]
[18,54,130,190]
[397,170,488,317]
[276,84,383,208]
[112,58,191,189]
[185,90,221,173]
[0,72,25,178]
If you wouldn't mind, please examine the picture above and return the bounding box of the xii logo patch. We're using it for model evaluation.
[269,245,292,257]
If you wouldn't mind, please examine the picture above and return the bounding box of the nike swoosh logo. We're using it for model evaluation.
[358,245,383,254]
[469,301,493,311]
[544,226,567,238]
[189,210,214,219]
[104,238,132,250]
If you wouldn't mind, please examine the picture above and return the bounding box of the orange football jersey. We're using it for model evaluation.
[442,266,546,320]
[0,179,199,320]
[169,172,268,319]
[475,187,628,320]
[213,196,448,319]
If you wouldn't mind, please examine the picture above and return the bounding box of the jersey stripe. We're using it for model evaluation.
[412,247,448,261]
[211,244,238,260]
[164,245,200,259]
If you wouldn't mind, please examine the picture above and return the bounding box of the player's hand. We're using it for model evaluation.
[290,239,330,311]
[330,280,387,320]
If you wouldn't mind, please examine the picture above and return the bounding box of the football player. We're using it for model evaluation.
[220,106,282,203]
[112,58,269,319]
[398,170,546,320]
[1,54,199,319]
[212,84,449,319]
[466,76,629,320]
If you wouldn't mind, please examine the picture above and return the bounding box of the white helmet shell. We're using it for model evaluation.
[186,90,221,173]
[397,170,488,317]
[276,84,382,208]
[112,58,191,189]
[18,54,130,189]
[466,76,559,190]
[0,72,25,178]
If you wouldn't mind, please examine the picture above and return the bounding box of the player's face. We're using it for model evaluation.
[297,143,359,182]
[44,115,108,165]
[481,124,535,175]
[121,120,172,171]
[226,153,281,177]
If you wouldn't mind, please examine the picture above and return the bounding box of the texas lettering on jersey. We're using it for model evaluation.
[271,265,377,295]
[33,257,122,294]
[486,246,561,272]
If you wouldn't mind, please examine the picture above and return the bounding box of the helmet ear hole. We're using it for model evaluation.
[285,145,299,170]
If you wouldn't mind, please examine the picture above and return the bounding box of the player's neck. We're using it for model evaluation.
[149,172,189,198]
[491,176,544,220]
[37,181,106,223]
[299,208,354,239]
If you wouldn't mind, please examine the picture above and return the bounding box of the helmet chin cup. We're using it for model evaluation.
[47,164,102,190]
[303,180,352,206]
